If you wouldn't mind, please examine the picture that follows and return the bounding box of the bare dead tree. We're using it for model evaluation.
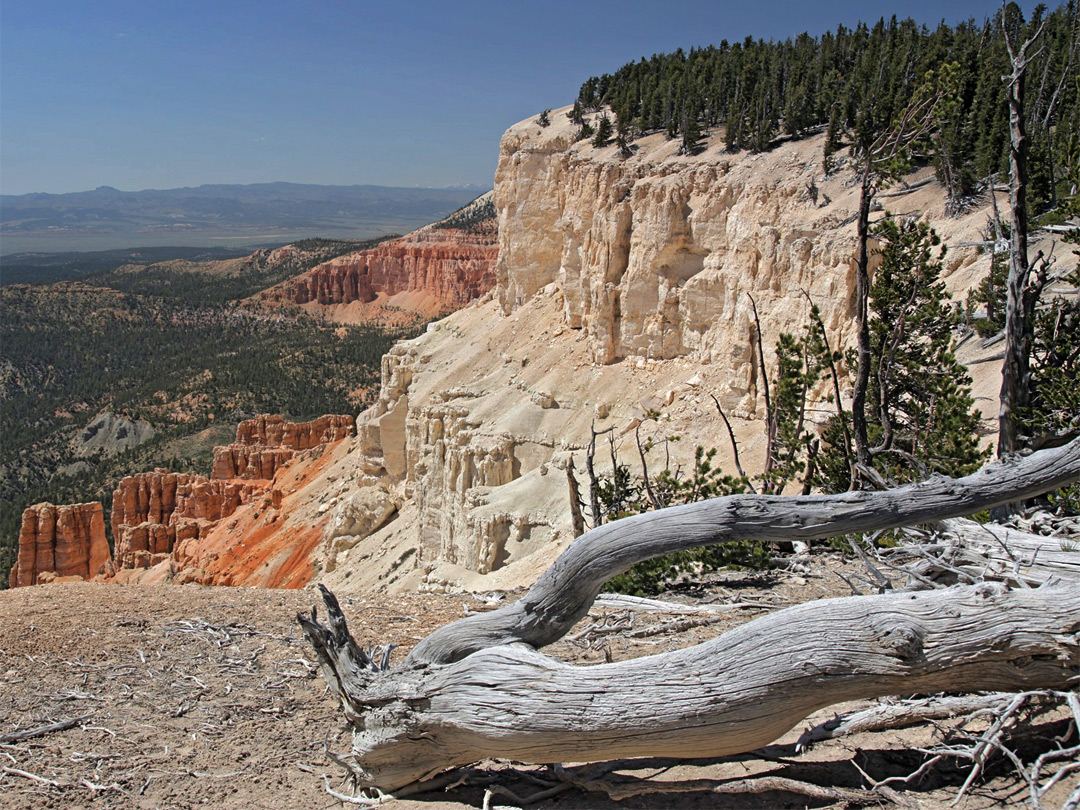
[800,288,854,484]
[300,438,1080,796]
[998,12,1046,460]
[708,393,755,492]
[746,293,776,487]
[585,423,602,528]
[584,423,615,528]
[565,456,585,539]
[850,86,940,488]
[634,419,662,510]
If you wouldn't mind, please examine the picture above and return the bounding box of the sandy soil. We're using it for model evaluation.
[0,563,1073,810]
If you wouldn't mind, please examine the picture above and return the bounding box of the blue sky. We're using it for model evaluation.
[1,0,1029,195]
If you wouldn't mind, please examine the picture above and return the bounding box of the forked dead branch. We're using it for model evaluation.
[299,439,1080,797]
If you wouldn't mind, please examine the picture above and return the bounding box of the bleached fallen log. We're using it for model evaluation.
[878,176,936,197]
[406,439,1080,666]
[299,439,1080,793]
[593,593,749,614]
[882,517,1080,589]
[303,582,1080,791]
[938,517,1080,584]
[795,693,1020,749]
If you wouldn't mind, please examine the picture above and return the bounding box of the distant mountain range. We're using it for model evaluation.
[0,182,488,254]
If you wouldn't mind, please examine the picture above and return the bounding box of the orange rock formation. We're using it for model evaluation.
[170,443,343,589]
[211,446,298,481]
[110,470,264,570]
[258,229,497,315]
[211,414,354,480]
[8,502,111,587]
[108,414,355,580]
[234,413,354,449]
[7,412,357,588]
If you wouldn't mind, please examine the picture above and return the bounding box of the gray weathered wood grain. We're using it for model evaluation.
[299,439,1080,793]
[304,581,1080,790]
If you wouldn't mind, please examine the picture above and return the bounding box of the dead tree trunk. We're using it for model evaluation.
[300,439,1080,794]
[998,17,1045,459]
[851,158,875,479]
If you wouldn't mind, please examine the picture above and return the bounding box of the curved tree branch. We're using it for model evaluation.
[299,440,1080,795]
[406,438,1080,666]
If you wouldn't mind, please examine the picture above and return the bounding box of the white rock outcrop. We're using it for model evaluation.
[323,486,400,572]
[317,107,1000,595]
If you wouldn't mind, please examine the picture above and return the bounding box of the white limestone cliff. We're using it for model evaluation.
[315,106,1003,595]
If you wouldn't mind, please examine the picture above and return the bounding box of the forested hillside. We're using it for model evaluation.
[573,3,1077,214]
[0,246,253,286]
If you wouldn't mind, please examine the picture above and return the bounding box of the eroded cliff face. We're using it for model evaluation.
[495,116,875,398]
[316,109,999,596]
[232,414,354,449]
[211,414,354,480]
[8,414,358,589]
[257,216,497,322]
[110,470,264,571]
[8,502,111,587]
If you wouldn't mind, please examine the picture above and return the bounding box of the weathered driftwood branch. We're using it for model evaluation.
[0,714,92,745]
[795,693,1020,749]
[302,581,1080,791]
[406,438,1080,666]
[868,517,1080,591]
[299,440,1080,793]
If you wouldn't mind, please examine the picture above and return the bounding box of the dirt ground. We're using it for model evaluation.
[0,558,1075,809]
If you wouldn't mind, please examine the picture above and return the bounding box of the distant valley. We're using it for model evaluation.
[0,181,485,255]
[0,196,498,583]
[0,245,256,286]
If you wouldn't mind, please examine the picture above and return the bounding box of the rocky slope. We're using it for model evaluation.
[309,108,1008,596]
[256,193,498,323]
[72,411,156,458]
[7,415,356,589]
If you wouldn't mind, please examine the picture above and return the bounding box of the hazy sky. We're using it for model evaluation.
[2,0,1027,195]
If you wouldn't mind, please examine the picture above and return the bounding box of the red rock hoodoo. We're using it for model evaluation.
[8,502,111,587]
[211,446,297,481]
[211,414,355,480]
[110,469,263,570]
[233,414,354,450]
[4,413,357,586]
[107,414,355,576]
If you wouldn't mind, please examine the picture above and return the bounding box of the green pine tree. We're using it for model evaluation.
[817,216,988,490]
[759,319,833,494]
[967,248,1009,337]
[679,112,702,154]
[592,114,613,148]
[868,216,986,480]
